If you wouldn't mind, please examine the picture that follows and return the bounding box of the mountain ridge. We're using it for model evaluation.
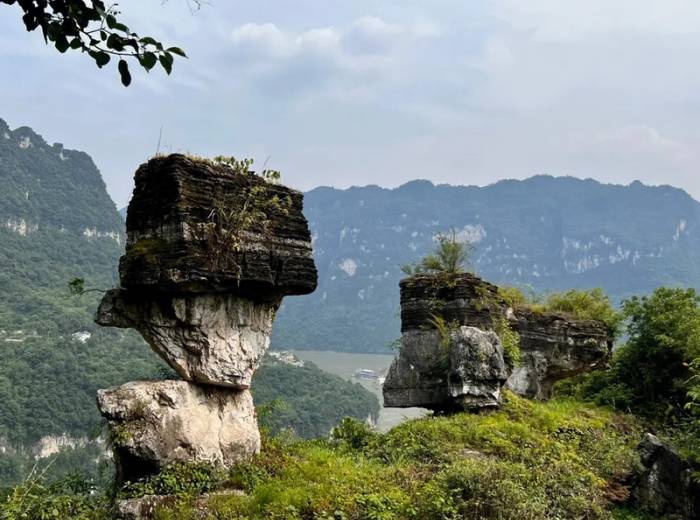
[273,173,700,352]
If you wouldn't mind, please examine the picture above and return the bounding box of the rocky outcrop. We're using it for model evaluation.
[119,154,317,300]
[98,381,259,485]
[95,154,317,485]
[96,290,276,389]
[632,433,700,520]
[384,273,612,409]
[507,309,610,399]
[384,326,510,411]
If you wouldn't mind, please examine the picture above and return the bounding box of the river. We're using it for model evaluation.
[292,350,429,431]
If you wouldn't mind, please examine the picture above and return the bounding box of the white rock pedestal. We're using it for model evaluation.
[97,380,260,484]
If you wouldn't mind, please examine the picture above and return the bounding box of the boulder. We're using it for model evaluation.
[507,309,611,399]
[119,154,317,300]
[632,433,700,519]
[383,326,510,411]
[97,380,259,485]
[97,289,276,389]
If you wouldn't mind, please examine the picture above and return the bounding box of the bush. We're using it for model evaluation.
[572,287,700,419]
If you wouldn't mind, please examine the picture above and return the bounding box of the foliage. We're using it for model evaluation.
[560,287,700,429]
[543,288,623,337]
[1,0,187,86]
[499,286,622,338]
[121,462,226,499]
[493,317,521,367]
[0,464,110,520]
[401,229,474,276]
[141,393,642,519]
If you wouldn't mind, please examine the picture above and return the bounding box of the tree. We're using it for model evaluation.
[1,0,189,86]
[579,287,700,416]
[402,229,474,275]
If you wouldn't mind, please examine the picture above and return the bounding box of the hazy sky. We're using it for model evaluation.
[3,0,700,207]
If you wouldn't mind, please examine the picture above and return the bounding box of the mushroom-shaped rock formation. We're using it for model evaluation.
[98,154,318,388]
[383,273,612,410]
[95,154,317,484]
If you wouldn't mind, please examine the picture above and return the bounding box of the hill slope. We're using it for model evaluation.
[273,176,700,352]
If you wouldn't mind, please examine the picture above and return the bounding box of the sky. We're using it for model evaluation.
[2,0,700,207]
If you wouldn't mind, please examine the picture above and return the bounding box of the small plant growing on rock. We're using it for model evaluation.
[402,229,474,276]
[189,156,293,276]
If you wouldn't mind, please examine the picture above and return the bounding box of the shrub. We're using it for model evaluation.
[401,229,474,276]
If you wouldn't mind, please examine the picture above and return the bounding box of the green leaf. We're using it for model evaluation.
[167,47,188,58]
[54,35,70,53]
[139,36,158,46]
[69,38,82,50]
[159,53,173,75]
[138,52,158,71]
[106,33,124,51]
[113,22,130,33]
[105,14,117,29]
[89,50,110,68]
[118,59,132,87]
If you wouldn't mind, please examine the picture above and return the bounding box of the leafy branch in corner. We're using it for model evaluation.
[1,0,188,86]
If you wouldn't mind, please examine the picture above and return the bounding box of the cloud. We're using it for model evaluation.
[231,23,341,59]
[491,0,700,41]
[4,0,700,205]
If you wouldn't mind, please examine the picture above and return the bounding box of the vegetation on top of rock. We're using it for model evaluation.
[401,229,474,276]
[499,286,623,337]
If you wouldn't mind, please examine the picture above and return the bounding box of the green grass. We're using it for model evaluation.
[141,393,642,520]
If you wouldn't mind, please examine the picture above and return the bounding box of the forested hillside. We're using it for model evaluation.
[274,177,700,352]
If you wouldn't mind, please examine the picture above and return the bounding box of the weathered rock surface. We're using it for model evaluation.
[507,309,610,399]
[119,154,317,300]
[390,273,611,403]
[383,326,510,411]
[97,289,276,388]
[399,273,504,333]
[632,433,700,520]
[97,381,259,484]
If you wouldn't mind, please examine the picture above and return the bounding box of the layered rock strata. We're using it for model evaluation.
[384,273,612,409]
[119,154,316,299]
[95,154,317,485]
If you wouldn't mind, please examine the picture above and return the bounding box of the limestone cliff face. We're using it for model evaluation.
[95,154,317,486]
[383,273,611,409]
